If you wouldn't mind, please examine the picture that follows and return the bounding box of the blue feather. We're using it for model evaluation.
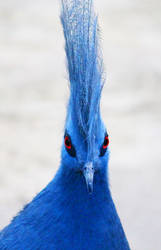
[0,0,130,249]
[61,0,104,140]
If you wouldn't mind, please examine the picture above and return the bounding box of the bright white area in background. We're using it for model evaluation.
[0,1,161,249]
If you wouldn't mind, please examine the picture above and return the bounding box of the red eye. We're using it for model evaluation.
[64,136,72,149]
[103,136,109,149]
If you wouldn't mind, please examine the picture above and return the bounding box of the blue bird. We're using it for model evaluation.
[0,0,130,249]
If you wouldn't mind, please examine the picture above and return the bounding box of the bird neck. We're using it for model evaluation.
[47,165,130,250]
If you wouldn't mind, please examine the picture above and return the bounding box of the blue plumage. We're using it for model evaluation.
[61,0,104,140]
[0,0,130,249]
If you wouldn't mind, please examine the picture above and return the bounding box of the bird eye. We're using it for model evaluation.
[103,135,109,149]
[64,133,76,157]
[100,133,109,157]
[64,136,72,149]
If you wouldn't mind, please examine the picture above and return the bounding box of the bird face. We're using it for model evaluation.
[61,121,109,194]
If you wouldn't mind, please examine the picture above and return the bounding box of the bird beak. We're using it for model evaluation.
[83,162,94,194]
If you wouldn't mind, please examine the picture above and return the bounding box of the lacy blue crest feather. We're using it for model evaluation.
[61,0,105,139]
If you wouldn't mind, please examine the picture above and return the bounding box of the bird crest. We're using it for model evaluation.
[61,0,105,144]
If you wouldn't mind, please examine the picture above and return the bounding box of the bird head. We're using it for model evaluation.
[60,0,109,193]
[61,120,109,194]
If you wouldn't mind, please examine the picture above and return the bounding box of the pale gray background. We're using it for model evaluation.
[0,0,161,249]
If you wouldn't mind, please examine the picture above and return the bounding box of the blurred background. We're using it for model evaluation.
[0,0,161,249]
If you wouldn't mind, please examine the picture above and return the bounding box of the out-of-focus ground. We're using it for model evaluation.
[0,0,161,249]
